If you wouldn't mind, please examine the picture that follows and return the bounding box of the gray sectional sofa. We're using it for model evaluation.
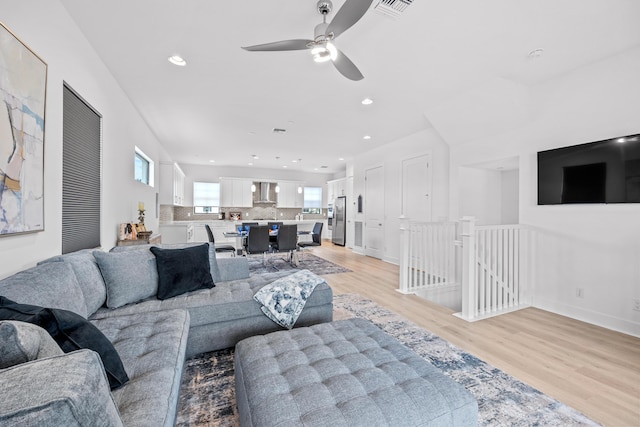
[0,243,333,426]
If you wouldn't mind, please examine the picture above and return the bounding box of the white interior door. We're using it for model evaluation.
[365,166,384,259]
[402,154,432,221]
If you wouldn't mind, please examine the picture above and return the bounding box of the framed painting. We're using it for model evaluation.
[0,21,47,236]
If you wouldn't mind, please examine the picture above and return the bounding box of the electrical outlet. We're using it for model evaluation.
[576,288,584,298]
[633,298,640,312]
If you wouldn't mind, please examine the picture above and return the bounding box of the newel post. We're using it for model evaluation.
[397,216,411,294]
[460,216,476,320]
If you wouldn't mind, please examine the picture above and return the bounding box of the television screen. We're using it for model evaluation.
[538,134,640,205]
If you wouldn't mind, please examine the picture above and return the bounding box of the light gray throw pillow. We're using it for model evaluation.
[0,320,63,369]
[93,250,158,309]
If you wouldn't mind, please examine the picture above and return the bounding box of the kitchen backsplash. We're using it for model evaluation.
[161,205,325,222]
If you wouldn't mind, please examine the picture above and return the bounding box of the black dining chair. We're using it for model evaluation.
[205,224,236,256]
[297,222,323,261]
[270,224,298,269]
[245,225,270,264]
[267,221,283,244]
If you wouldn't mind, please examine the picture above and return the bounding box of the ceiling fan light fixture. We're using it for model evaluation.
[311,46,331,62]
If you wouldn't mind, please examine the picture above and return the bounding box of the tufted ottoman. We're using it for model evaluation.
[234,318,478,427]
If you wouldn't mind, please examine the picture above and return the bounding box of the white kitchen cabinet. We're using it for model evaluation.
[327,178,346,202]
[276,181,303,208]
[159,162,185,206]
[220,178,253,207]
[159,223,194,244]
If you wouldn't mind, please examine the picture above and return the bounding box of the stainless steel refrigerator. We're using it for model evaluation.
[332,196,346,246]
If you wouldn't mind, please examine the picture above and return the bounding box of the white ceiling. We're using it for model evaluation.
[59,0,640,174]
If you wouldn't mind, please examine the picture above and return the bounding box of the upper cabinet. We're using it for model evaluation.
[159,162,185,206]
[327,178,346,202]
[220,178,253,207]
[277,181,304,208]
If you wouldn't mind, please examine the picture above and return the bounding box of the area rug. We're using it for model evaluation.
[247,252,351,276]
[176,293,600,427]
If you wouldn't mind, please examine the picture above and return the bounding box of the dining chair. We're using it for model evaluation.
[270,224,298,269]
[297,222,323,261]
[205,224,236,256]
[245,225,270,264]
[267,221,283,244]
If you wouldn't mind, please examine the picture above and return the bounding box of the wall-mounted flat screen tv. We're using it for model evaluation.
[537,134,640,205]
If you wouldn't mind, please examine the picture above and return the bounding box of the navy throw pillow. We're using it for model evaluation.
[0,296,129,390]
[150,244,215,300]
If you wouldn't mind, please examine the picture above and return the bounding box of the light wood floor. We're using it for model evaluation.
[311,242,640,427]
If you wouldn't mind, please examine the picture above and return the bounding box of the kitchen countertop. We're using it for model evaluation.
[159,219,322,226]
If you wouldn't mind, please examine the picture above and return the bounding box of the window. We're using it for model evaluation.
[62,84,101,253]
[303,186,322,214]
[193,182,220,214]
[134,146,154,186]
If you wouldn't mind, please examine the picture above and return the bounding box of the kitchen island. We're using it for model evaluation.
[159,220,322,245]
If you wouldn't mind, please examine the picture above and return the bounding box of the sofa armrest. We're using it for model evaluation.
[0,350,123,427]
[217,257,250,282]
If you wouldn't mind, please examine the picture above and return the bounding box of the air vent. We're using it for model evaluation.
[374,0,413,18]
[320,165,328,169]
[272,128,287,134]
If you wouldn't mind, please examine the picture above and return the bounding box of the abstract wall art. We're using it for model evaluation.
[0,22,47,236]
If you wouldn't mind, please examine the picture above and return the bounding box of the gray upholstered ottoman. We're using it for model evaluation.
[234,318,478,427]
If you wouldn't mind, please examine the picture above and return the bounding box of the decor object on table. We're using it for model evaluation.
[0,22,47,236]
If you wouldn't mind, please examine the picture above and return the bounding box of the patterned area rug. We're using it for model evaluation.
[247,252,351,276]
[176,294,600,427]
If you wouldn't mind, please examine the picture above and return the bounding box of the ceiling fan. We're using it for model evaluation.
[242,0,374,81]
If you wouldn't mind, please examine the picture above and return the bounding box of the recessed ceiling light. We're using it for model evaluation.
[252,154,259,159]
[339,158,344,161]
[361,98,373,105]
[616,138,626,143]
[168,55,187,66]
[248,162,253,166]
[282,165,288,168]
[527,48,544,60]
[209,159,215,163]
[292,159,298,163]
[363,135,372,140]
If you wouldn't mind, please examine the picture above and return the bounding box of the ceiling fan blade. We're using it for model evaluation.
[242,39,313,52]
[326,0,375,39]
[331,48,364,81]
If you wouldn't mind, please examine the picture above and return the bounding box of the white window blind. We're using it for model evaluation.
[193,182,220,214]
[303,187,322,213]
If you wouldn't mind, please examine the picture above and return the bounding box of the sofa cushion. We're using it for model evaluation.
[0,349,124,426]
[0,262,89,318]
[150,244,215,300]
[0,296,129,390]
[0,320,63,368]
[91,309,190,427]
[111,242,226,282]
[253,269,327,329]
[93,250,158,309]
[39,250,107,315]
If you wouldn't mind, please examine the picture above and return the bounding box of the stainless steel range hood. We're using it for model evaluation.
[253,181,276,204]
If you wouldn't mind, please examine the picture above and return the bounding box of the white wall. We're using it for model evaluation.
[0,0,164,278]
[352,128,450,264]
[501,169,519,224]
[449,46,640,336]
[458,167,503,225]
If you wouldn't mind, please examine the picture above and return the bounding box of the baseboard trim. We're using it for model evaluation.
[534,298,640,338]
